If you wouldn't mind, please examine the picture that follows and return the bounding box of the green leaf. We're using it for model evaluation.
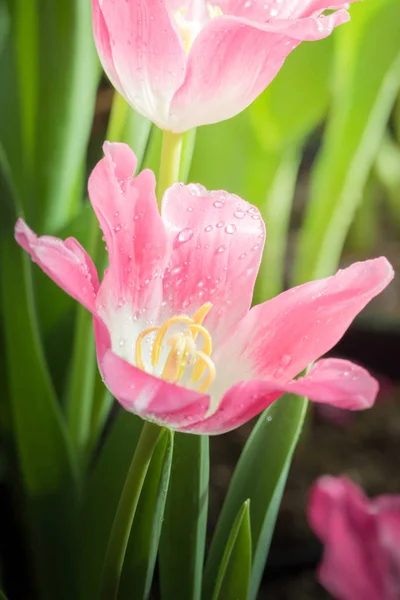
[0,6,25,200]
[253,147,301,303]
[294,0,400,284]
[0,151,78,599]
[203,395,308,600]
[0,0,9,58]
[34,0,100,231]
[0,590,9,600]
[249,36,333,151]
[119,430,174,600]
[179,128,197,183]
[108,92,152,166]
[79,411,143,600]
[159,434,209,600]
[374,133,400,231]
[211,501,252,600]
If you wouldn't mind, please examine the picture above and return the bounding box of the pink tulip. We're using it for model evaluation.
[15,143,393,434]
[309,476,400,600]
[92,0,352,132]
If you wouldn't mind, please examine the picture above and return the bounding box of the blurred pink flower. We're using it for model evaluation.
[92,0,352,132]
[309,476,400,600]
[15,143,393,434]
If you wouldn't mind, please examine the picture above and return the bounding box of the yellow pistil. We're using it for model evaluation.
[135,303,216,393]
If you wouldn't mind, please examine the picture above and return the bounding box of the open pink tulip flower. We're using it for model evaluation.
[15,143,393,434]
[92,0,353,132]
[309,476,400,600]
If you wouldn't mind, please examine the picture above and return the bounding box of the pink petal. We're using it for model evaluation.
[170,11,348,131]
[219,258,393,383]
[94,0,187,129]
[182,358,378,434]
[286,358,379,410]
[88,142,169,316]
[220,0,352,20]
[15,219,99,312]
[94,319,210,429]
[92,0,124,96]
[161,183,265,344]
[308,477,400,600]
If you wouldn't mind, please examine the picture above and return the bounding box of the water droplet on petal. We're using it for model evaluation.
[213,200,224,208]
[273,367,284,379]
[239,252,247,260]
[204,225,213,232]
[216,245,226,254]
[234,210,245,219]
[216,221,224,228]
[225,224,236,234]
[280,354,292,367]
[176,228,193,245]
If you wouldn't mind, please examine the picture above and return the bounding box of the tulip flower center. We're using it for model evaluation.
[174,2,223,53]
[135,302,216,392]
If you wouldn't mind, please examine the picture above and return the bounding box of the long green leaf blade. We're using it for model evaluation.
[203,395,307,600]
[35,0,100,231]
[159,434,209,600]
[119,430,174,600]
[79,411,143,600]
[294,0,400,283]
[211,501,252,600]
[0,151,78,600]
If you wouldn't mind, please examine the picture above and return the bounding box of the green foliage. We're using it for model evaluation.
[159,435,209,600]
[0,151,78,600]
[119,430,174,600]
[211,501,252,600]
[79,412,143,600]
[203,395,308,600]
[294,0,400,283]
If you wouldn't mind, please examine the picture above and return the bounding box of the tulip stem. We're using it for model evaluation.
[158,130,184,203]
[98,420,163,600]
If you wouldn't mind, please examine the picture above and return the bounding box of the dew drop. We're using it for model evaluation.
[187,206,194,212]
[280,354,292,367]
[225,224,236,234]
[273,367,284,379]
[239,252,247,260]
[204,225,213,232]
[176,228,193,245]
[216,221,224,228]
[216,245,226,254]
[267,416,272,422]
[234,210,245,219]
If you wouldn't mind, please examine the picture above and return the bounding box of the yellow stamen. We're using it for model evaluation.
[135,326,159,370]
[161,334,186,382]
[188,323,213,382]
[134,303,216,393]
[195,350,216,393]
[193,301,212,325]
[151,315,193,366]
